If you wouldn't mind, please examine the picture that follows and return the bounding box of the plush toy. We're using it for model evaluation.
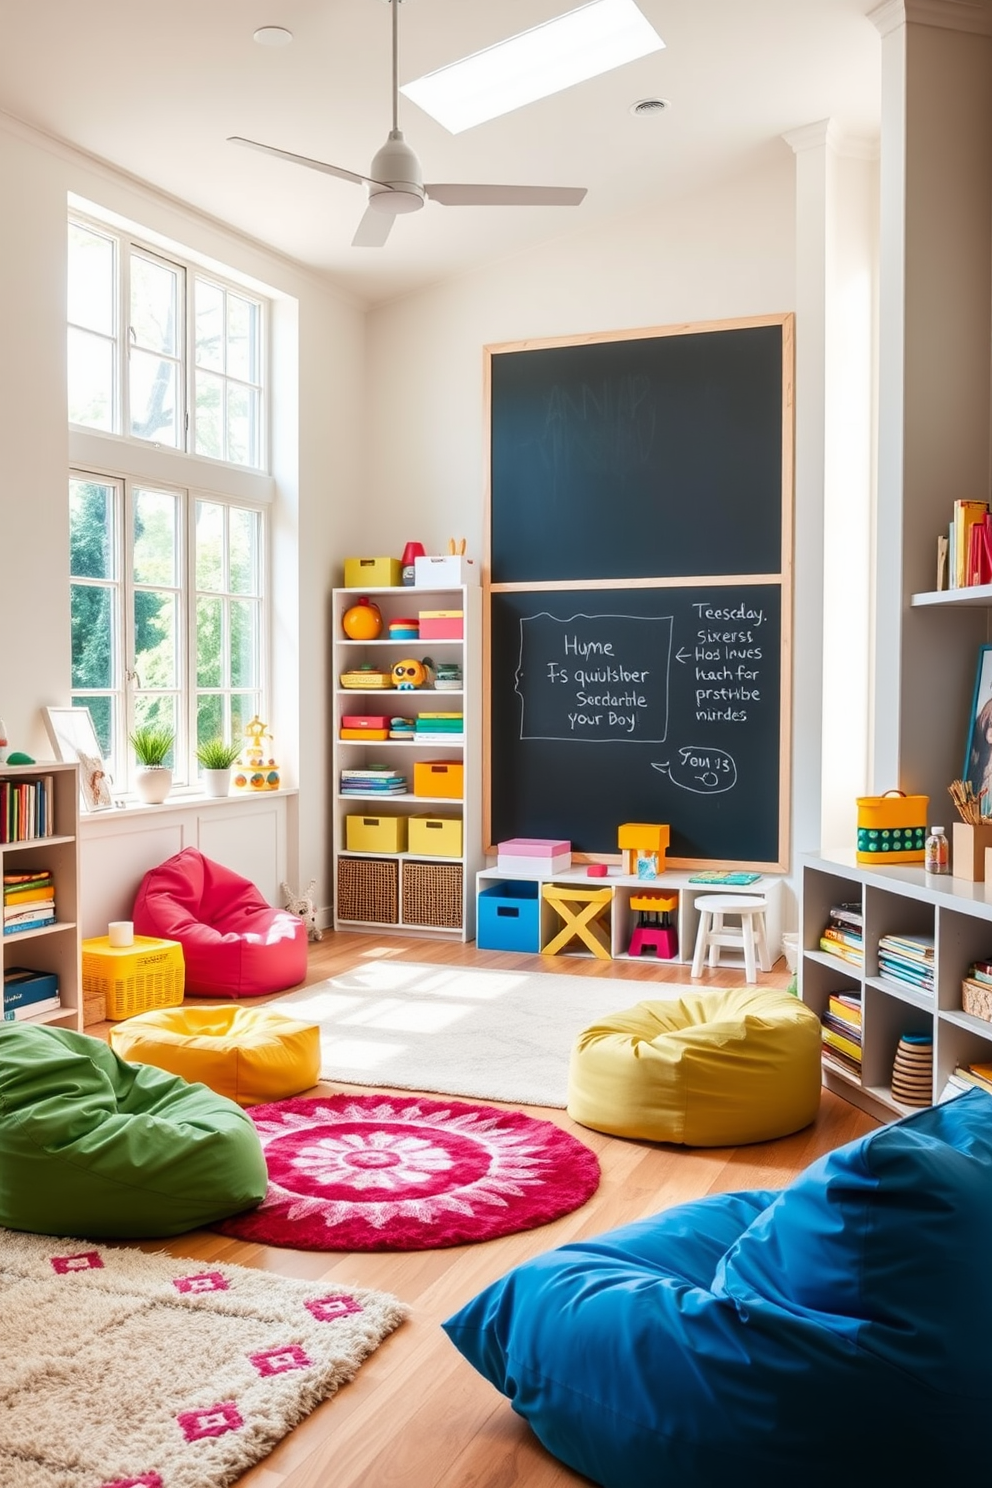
[391,657,434,690]
[281,880,322,941]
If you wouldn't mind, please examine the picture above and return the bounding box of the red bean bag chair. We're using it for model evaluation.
[133,848,308,998]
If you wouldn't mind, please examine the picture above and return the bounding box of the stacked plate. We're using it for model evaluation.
[891,1033,933,1107]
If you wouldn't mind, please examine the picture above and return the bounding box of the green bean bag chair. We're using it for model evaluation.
[0,1023,268,1238]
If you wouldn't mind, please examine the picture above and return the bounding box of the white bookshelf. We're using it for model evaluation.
[1,761,82,1031]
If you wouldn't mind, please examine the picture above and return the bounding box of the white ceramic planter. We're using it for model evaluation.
[201,767,232,798]
[135,766,173,805]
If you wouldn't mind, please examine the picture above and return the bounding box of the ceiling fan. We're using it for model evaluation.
[230,0,587,247]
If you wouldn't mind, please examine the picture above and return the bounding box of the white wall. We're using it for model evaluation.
[0,115,367,912]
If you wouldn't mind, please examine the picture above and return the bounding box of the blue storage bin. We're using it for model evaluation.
[477,880,541,952]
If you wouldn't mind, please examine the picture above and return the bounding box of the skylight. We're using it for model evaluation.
[399,0,665,135]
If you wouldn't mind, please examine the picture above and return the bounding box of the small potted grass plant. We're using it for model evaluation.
[196,736,242,798]
[129,723,176,804]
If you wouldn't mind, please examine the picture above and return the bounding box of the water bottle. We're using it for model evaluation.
[924,826,950,875]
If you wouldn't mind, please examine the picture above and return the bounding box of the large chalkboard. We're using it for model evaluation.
[489,586,783,864]
[485,317,793,868]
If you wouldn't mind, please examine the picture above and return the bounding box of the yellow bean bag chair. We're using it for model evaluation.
[567,987,821,1146]
[109,1005,321,1107]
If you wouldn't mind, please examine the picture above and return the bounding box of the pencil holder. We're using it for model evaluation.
[953,822,992,880]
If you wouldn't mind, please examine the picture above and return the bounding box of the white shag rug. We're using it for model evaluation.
[0,1226,406,1488]
[276,960,689,1108]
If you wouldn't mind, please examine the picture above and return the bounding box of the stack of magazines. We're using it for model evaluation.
[820,991,862,1078]
[877,932,934,995]
[819,903,863,966]
[340,768,407,797]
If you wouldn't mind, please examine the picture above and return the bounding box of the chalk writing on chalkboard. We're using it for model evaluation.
[516,612,671,742]
[652,748,738,795]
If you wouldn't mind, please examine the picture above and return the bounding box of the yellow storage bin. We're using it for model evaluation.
[346,813,408,853]
[408,814,463,857]
[413,759,464,798]
[81,935,185,1021]
[856,789,928,863]
[344,555,401,588]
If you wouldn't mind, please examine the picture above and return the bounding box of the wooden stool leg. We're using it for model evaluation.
[741,914,757,983]
[691,911,711,978]
[754,912,772,972]
[708,912,723,968]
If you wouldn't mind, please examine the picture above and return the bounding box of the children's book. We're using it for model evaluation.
[687,870,761,886]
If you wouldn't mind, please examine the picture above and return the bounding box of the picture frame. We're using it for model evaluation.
[42,705,115,812]
[963,644,992,817]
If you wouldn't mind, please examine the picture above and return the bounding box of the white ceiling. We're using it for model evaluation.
[0,0,882,306]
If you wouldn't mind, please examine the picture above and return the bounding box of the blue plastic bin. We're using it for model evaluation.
[476,880,542,953]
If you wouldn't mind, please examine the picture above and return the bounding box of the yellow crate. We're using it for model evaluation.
[344,556,402,588]
[413,760,464,798]
[408,814,463,858]
[81,936,185,1021]
[346,813,408,853]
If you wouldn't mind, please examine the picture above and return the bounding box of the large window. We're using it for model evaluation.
[68,216,265,469]
[69,476,265,795]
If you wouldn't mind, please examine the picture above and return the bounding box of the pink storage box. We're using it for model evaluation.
[497,838,572,876]
[419,610,464,641]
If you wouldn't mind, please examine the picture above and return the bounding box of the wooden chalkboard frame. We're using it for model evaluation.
[482,313,794,871]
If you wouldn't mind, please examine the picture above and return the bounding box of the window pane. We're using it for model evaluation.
[68,223,115,335]
[129,350,180,445]
[67,327,115,430]
[196,596,222,686]
[231,600,258,688]
[133,488,178,586]
[231,694,256,749]
[197,693,224,749]
[70,479,116,579]
[194,370,223,459]
[227,294,256,382]
[227,383,257,468]
[195,280,224,372]
[133,695,176,763]
[134,590,177,687]
[195,501,224,590]
[230,507,260,595]
[80,696,114,763]
[130,252,180,356]
[71,584,114,689]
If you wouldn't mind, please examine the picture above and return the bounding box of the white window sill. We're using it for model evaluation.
[79,787,298,827]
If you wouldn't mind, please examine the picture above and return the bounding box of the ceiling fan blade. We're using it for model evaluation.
[425,183,587,207]
[228,136,385,191]
[352,205,396,248]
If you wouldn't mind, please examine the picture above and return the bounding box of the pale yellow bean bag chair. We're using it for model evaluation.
[109,1005,321,1107]
[567,987,821,1146]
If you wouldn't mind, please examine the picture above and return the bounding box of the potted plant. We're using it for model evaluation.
[196,737,242,798]
[129,723,176,805]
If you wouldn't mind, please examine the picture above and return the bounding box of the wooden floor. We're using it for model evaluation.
[105,934,876,1488]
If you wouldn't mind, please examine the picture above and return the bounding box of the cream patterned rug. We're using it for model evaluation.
[0,1226,405,1488]
[276,960,689,1108]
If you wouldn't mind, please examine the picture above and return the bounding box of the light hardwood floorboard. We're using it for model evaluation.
[91,932,876,1488]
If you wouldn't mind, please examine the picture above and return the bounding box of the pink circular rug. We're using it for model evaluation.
[213,1094,600,1251]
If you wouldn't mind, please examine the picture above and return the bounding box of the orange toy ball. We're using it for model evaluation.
[342,595,383,640]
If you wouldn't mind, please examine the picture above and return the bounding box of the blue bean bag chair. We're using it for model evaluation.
[442,1090,992,1486]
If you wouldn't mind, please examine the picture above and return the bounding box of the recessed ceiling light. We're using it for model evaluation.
[253,26,293,47]
[401,0,665,135]
[630,97,669,117]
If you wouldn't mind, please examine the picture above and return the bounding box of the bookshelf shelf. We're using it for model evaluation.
[802,851,992,1121]
[1,762,82,1031]
[910,584,992,608]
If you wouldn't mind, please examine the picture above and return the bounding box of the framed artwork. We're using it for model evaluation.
[42,706,115,812]
[963,645,992,817]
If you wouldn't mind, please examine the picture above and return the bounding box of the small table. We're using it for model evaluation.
[541,883,613,960]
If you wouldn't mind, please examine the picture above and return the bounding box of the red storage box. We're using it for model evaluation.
[341,715,391,730]
[419,610,464,640]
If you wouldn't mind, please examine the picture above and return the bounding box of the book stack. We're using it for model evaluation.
[415,711,464,742]
[890,1033,933,1107]
[877,932,934,995]
[942,1062,992,1102]
[819,903,863,966]
[340,767,407,797]
[948,498,991,588]
[3,870,56,935]
[0,775,54,844]
[388,716,416,741]
[961,960,992,1023]
[820,991,862,1077]
[2,965,60,1021]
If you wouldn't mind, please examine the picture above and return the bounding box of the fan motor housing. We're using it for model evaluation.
[369,130,425,213]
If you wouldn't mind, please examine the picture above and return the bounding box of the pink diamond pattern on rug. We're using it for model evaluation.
[306,1294,364,1323]
[173,1272,230,1295]
[176,1402,244,1442]
[101,1475,163,1488]
[51,1250,104,1274]
[249,1344,312,1377]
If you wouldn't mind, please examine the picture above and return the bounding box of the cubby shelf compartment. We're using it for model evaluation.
[802,850,992,1121]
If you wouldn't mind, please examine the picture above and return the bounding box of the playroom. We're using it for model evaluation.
[2,3,992,1486]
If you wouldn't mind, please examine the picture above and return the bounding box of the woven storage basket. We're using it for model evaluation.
[336,856,399,923]
[403,861,463,930]
[81,937,185,1020]
[963,980,992,1023]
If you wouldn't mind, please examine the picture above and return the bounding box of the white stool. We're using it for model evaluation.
[691,894,772,983]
